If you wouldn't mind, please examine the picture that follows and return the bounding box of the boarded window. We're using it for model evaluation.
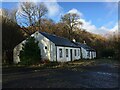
[75,49,76,56]
[59,49,62,58]
[66,49,68,57]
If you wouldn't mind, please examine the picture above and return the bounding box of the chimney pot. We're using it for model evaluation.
[73,39,76,42]
[83,40,86,44]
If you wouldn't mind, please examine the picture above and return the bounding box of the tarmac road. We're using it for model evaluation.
[2,63,119,88]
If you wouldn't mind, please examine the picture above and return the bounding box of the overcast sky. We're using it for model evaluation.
[1,1,118,35]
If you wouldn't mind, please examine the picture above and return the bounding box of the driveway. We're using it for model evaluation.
[2,63,119,88]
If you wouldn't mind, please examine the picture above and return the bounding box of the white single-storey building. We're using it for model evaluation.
[13,31,81,63]
[13,31,97,63]
[73,42,96,59]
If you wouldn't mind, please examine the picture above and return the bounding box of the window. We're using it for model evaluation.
[78,50,79,56]
[59,49,62,58]
[36,32,38,35]
[87,51,90,57]
[75,49,76,56]
[66,49,68,57]
[45,46,47,49]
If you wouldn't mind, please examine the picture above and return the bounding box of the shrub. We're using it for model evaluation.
[40,59,50,64]
[44,61,60,67]
[20,37,41,65]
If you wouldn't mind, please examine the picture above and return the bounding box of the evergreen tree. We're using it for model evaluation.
[20,37,41,65]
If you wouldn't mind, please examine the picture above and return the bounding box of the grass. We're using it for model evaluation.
[2,58,119,69]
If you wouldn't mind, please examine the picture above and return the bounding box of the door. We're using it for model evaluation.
[80,47,82,59]
[70,49,73,61]
[91,51,93,59]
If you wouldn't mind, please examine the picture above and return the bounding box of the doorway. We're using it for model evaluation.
[70,49,73,61]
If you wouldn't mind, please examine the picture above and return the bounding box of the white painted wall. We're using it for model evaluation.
[81,47,88,59]
[13,40,26,63]
[56,46,80,62]
[13,31,97,63]
[92,51,96,59]
[13,31,56,63]
[34,31,56,61]
[95,51,96,58]
[80,47,97,59]
[49,42,56,62]
[90,51,96,59]
[90,51,92,59]
[13,43,23,63]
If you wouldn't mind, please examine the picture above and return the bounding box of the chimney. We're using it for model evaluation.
[73,38,76,42]
[83,40,86,44]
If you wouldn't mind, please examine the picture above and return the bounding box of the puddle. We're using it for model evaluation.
[96,72,119,77]
[97,72,112,76]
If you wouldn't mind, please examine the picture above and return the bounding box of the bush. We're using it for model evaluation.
[20,37,41,65]
[40,59,50,64]
[101,48,115,58]
[43,61,60,67]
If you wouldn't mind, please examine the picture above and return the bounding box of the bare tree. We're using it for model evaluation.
[17,2,48,35]
[1,8,18,25]
[9,8,18,23]
[1,8,10,19]
[17,2,36,27]
[35,3,48,30]
[61,13,83,40]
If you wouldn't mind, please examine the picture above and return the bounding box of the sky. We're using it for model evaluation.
[1,1,118,35]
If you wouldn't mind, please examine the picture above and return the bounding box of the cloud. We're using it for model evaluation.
[67,8,118,35]
[110,23,118,32]
[78,18,117,36]
[16,2,117,36]
[32,0,63,18]
[17,1,63,24]
[107,23,118,36]
[44,1,63,17]
[17,1,63,18]
[79,19,109,35]
[78,19,96,32]
[103,23,118,37]
[67,8,83,17]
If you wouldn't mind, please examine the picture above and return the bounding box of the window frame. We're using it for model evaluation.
[87,51,90,57]
[66,49,68,57]
[59,48,62,58]
[78,49,79,56]
[75,49,76,56]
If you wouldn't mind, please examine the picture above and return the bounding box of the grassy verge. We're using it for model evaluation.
[2,58,119,69]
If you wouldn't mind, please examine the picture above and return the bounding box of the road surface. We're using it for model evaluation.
[2,63,119,88]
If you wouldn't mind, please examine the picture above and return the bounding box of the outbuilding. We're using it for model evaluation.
[73,42,96,59]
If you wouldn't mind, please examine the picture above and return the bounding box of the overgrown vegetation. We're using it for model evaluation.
[2,13,24,64]
[3,59,119,70]
[20,37,41,65]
